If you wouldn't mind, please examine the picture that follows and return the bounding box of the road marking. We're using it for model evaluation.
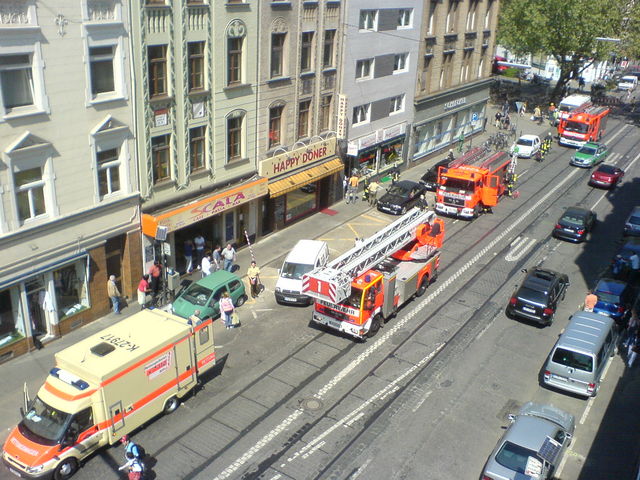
[252,311,257,319]
[361,214,388,224]
[212,166,581,479]
[504,236,536,262]
[579,354,614,425]
[556,446,585,477]
[412,389,433,413]
[348,457,373,479]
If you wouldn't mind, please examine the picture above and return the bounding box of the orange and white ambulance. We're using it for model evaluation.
[2,309,216,479]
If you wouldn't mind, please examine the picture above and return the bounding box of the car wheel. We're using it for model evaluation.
[236,294,247,307]
[164,396,179,414]
[401,206,407,215]
[416,276,429,297]
[53,458,78,480]
[366,315,382,338]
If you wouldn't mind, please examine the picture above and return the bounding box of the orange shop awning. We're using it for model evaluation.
[268,158,344,198]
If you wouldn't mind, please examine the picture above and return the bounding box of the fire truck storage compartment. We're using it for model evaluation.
[396,262,423,304]
[382,273,397,318]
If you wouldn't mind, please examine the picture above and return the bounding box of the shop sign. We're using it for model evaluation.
[336,94,348,139]
[156,180,268,232]
[259,137,336,178]
[154,108,169,127]
[443,97,466,111]
[357,132,378,150]
[382,123,405,141]
[347,142,358,156]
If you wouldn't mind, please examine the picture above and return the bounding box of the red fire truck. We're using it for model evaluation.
[435,151,512,218]
[558,105,610,147]
[302,209,445,340]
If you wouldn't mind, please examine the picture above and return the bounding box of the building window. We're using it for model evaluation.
[355,58,374,80]
[54,262,89,320]
[322,30,335,68]
[188,42,205,92]
[268,105,283,148]
[89,46,115,97]
[0,288,25,347]
[466,4,477,31]
[152,134,170,183]
[390,95,404,114]
[393,53,408,73]
[15,167,46,221]
[271,33,286,78]
[228,37,243,85]
[484,2,492,28]
[398,9,413,28]
[148,45,167,98]
[446,0,458,33]
[320,95,332,131]
[440,54,454,89]
[300,32,314,72]
[352,103,370,125]
[297,100,311,138]
[97,148,121,197]
[227,112,244,162]
[359,10,378,31]
[0,54,34,111]
[427,2,436,35]
[189,126,206,171]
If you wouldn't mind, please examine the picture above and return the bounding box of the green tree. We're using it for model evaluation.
[497,0,623,100]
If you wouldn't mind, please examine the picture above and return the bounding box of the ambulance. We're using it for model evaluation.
[2,309,216,479]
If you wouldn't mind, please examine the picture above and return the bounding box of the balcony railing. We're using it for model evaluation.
[146,6,169,34]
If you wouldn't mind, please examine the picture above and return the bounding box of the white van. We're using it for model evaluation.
[557,94,592,124]
[618,75,638,91]
[275,240,329,305]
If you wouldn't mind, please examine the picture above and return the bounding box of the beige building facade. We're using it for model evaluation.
[0,0,140,361]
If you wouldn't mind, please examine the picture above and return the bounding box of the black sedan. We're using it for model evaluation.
[420,159,450,191]
[377,180,426,215]
[552,206,596,242]
[506,268,569,326]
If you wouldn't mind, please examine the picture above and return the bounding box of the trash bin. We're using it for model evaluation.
[167,270,181,292]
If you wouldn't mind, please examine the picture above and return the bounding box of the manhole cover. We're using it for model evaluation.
[301,398,323,411]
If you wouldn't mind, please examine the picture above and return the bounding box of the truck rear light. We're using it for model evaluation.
[617,305,625,313]
[587,382,596,394]
[544,370,551,380]
[543,308,554,316]
[577,229,585,235]
[509,297,517,306]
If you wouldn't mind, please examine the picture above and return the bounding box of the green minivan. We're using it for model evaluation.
[171,270,247,319]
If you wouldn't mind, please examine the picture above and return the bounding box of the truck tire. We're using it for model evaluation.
[416,276,429,297]
[53,458,78,480]
[473,205,481,218]
[164,396,179,414]
[366,316,381,338]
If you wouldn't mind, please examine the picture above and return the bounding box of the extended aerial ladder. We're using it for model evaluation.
[302,208,438,304]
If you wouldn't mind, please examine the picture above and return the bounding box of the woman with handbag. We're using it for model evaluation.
[137,275,151,310]
[219,292,235,329]
[247,261,261,298]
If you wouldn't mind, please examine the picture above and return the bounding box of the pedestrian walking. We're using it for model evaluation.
[212,245,222,272]
[119,436,145,480]
[137,274,151,310]
[519,101,527,116]
[578,76,585,91]
[612,254,628,278]
[194,234,206,269]
[629,252,640,283]
[148,260,162,297]
[390,167,400,185]
[221,243,237,272]
[446,149,455,163]
[624,310,639,348]
[107,275,121,314]
[247,261,261,298]
[533,105,541,123]
[346,173,359,204]
[366,180,380,206]
[494,111,503,128]
[184,239,194,274]
[584,290,598,312]
[201,252,212,277]
[219,291,235,329]
[342,175,348,198]
[418,194,429,211]
[628,330,640,367]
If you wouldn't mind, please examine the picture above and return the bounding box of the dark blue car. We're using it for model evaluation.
[593,278,634,324]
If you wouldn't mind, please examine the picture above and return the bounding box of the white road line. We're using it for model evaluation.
[212,166,582,479]
[348,457,373,479]
[505,236,536,262]
[579,355,615,425]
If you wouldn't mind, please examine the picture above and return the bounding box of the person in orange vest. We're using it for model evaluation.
[584,290,598,312]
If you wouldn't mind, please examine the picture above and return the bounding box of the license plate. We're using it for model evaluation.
[522,306,536,313]
[564,228,574,233]
[327,319,341,329]
[9,468,21,477]
[284,297,296,302]
[552,374,568,381]
[446,207,457,214]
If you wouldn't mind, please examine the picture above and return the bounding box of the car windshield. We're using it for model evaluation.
[441,176,474,191]
[344,287,363,308]
[564,121,589,133]
[181,283,213,306]
[280,262,314,280]
[495,441,542,474]
[552,347,593,372]
[595,290,621,304]
[517,138,533,147]
[560,213,585,226]
[387,184,411,196]
[518,286,547,304]
[22,396,72,443]
[577,146,597,156]
[597,165,617,174]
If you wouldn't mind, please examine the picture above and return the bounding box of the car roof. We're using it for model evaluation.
[558,311,615,353]
[503,415,558,453]
[395,180,419,188]
[595,278,627,294]
[581,142,601,148]
[563,206,590,217]
[595,164,618,172]
[194,270,241,288]
[521,268,559,291]
[520,134,539,141]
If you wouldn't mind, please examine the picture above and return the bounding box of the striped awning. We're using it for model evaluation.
[268,158,344,198]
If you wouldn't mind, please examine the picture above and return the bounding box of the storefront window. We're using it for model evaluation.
[380,139,404,170]
[356,148,377,174]
[286,185,317,222]
[54,262,89,320]
[0,288,25,348]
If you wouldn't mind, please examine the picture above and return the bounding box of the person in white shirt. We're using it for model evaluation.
[194,235,206,269]
[201,252,212,277]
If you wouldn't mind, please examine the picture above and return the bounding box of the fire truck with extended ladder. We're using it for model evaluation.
[435,148,513,218]
[301,208,445,340]
[557,105,610,147]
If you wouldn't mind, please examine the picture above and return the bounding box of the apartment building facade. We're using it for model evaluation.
[410,0,498,161]
[0,0,140,361]
[341,3,424,178]
[255,0,344,233]
[135,1,264,273]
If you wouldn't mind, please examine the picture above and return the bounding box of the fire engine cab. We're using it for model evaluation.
[558,105,610,147]
[435,151,512,218]
[302,208,444,340]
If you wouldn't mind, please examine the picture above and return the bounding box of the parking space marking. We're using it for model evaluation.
[504,236,536,262]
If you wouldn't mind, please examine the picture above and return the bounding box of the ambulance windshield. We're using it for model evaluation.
[21,396,71,443]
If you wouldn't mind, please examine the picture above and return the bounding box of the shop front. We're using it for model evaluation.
[411,79,492,161]
[259,137,343,232]
[347,123,406,178]
[141,177,268,274]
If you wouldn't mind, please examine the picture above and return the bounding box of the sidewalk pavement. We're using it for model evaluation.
[0,92,560,443]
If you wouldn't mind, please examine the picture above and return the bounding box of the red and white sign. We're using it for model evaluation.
[145,351,173,380]
[259,138,337,178]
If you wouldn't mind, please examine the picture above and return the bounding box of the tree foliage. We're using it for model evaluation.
[497,0,624,99]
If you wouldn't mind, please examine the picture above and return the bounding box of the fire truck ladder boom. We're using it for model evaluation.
[303,208,436,303]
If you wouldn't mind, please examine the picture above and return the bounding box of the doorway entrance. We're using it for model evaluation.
[25,277,49,337]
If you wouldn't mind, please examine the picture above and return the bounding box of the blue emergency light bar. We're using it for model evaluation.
[49,367,90,391]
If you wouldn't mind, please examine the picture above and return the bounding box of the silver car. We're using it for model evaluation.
[624,206,640,236]
[481,402,575,480]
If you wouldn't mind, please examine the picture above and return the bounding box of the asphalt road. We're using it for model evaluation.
[3,108,640,480]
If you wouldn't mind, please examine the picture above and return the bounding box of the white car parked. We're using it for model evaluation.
[511,134,541,158]
[618,75,638,91]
